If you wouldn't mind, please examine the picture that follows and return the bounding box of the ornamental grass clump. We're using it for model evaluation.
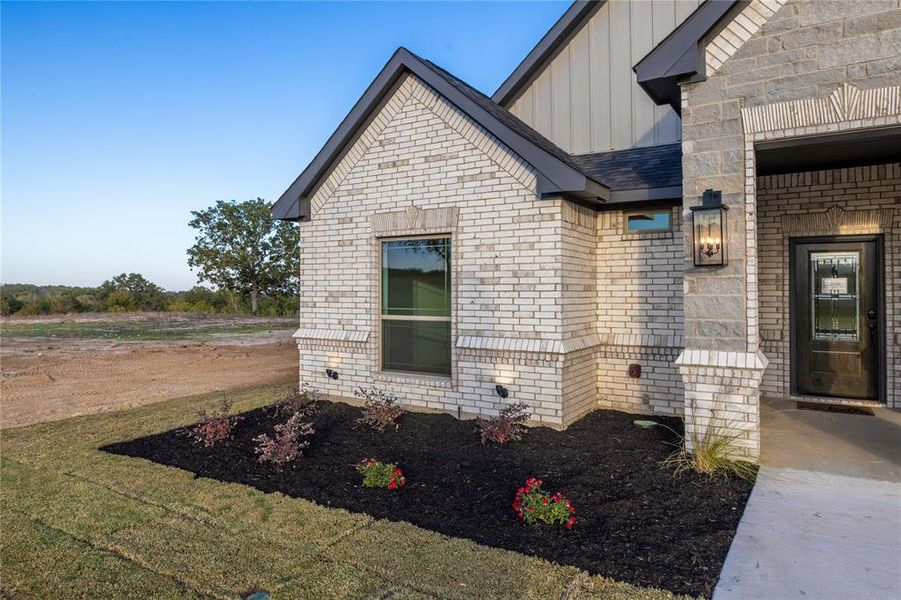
[272,383,321,419]
[476,401,530,444]
[662,420,758,481]
[512,477,576,529]
[253,413,315,470]
[354,386,404,432]
[356,458,406,490]
[186,397,242,447]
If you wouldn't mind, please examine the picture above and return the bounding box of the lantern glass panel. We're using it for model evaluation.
[693,207,726,266]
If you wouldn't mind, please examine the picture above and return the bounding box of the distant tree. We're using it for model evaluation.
[99,273,167,311]
[186,199,298,314]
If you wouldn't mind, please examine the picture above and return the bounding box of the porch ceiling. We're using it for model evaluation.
[755,126,901,176]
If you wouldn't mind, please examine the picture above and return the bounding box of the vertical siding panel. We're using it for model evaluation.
[675,0,701,23]
[631,0,656,147]
[516,87,535,126]
[532,67,554,140]
[589,5,612,151]
[501,0,702,153]
[552,48,572,151]
[653,0,681,144]
[570,26,592,154]
[609,0,633,150]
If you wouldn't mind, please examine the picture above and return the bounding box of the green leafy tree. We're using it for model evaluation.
[187,199,298,314]
[99,273,167,311]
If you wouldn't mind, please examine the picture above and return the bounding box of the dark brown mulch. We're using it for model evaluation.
[103,401,754,597]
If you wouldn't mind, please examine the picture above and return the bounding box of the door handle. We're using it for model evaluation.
[867,309,877,319]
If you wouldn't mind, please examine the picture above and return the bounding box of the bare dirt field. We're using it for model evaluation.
[0,313,298,428]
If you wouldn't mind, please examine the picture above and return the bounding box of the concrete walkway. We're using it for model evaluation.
[715,401,901,599]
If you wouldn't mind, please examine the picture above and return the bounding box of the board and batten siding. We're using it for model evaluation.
[507,0,702,154]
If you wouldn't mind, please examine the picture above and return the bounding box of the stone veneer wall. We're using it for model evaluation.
[595,207,685,415]
[757,164,901,408]
[679,0,901,459]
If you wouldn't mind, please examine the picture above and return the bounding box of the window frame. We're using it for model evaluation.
[623,207,673,234]
[377,234,453,378]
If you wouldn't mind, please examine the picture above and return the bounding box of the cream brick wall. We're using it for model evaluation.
[757,164,901,407]
[297,73,597,425]
[595,207,686,415]
[295,72,692,426]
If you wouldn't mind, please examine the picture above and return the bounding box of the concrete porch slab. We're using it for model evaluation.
[714,467,901,599]
[760,398,901,482]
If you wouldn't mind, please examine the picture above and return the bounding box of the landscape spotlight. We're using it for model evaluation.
[325,368,339,380]
[495,384,509,398]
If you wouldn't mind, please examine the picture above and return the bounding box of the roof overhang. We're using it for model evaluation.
[633,0,744,113]
[272,47,608,222]
[491,0,604,107]
[755,127,901,176]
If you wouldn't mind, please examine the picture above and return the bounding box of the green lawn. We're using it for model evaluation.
[0,318,296,341]
[0,383,692,599]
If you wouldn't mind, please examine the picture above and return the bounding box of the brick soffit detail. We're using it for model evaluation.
[741,83,901,135]
[781,204,896,235]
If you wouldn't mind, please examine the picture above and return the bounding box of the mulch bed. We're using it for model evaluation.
[103,401,754,597]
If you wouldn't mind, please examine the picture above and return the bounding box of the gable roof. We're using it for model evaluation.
[272,47,609,222]
[491,1,603,107]
[634,0,743,112]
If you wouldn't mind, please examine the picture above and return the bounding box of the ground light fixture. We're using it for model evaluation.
[690,188,728,267]
[325,368,339,380]
[495,384,509,398]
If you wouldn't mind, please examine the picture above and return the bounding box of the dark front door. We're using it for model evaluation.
[792,238,881,400]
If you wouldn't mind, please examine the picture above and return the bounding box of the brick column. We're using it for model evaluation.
[676,350,768,461]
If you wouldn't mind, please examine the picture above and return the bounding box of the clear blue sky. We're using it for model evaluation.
[1,0,568,290]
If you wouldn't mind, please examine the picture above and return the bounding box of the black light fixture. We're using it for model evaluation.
[495,384,509,398]
[325,368,338,380]
[690,189,728,267]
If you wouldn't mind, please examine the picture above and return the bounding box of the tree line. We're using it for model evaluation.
[2,199,299,317]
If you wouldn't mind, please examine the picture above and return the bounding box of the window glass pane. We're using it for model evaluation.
[382,320,451,376]
[626,210,671,232]
[382,239,450,316]
[811,251,859,341]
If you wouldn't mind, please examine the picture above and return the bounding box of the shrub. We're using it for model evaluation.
[661,420,757,480]
[512,477,576,529]
[354,386,404,432]
[273,384,321,419]
[476,402,531,444]
[253,412,314,469]
[186,398,242,447]
[356,458,406,490]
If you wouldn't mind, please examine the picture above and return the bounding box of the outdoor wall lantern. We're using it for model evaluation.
[690,189,729,267]
[325,368,339,380]
[495,384,509,398]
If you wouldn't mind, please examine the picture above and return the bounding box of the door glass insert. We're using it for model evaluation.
[810,251,859,341]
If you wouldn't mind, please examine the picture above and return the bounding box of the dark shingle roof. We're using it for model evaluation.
[571,143,682,192]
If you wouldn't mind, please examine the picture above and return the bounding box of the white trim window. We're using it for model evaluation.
[380,237,451,377]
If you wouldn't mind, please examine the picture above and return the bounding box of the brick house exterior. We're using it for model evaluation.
[274,0,901,461]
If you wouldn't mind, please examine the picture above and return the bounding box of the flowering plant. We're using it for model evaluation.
[356,458,406,490]
[512,477,575,529]
[186,398,242,447]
